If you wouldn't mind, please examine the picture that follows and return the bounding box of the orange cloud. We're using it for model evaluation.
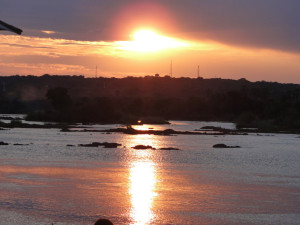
[1,33,300,83]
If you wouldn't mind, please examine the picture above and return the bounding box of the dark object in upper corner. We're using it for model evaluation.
[0,20,22,35]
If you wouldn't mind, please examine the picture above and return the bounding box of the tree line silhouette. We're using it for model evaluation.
[1,75,300,131]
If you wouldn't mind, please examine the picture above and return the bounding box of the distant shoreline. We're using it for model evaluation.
[1,75,300,133]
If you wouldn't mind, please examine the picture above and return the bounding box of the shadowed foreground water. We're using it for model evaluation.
[0,121,300,224]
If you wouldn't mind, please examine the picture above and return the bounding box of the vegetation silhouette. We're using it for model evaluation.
[1,75,300,132]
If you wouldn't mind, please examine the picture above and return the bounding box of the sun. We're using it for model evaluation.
[117,29,188,52]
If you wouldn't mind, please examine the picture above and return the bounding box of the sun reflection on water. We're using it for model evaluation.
[131,124,154,131]
[125,134,159,225]
[130,160,157,225]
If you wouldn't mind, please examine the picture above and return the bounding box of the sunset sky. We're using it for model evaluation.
[1,0,300,83]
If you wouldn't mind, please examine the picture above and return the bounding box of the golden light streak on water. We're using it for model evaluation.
[129,160,157,225]
[131,124,151,131]
[124,133,160,224]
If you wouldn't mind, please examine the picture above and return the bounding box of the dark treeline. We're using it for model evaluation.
[1,74,300,131]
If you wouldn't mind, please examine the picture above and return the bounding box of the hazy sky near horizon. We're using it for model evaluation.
[1,0,300,83]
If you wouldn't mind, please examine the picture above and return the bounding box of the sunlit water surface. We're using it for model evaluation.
[0,120,300,225]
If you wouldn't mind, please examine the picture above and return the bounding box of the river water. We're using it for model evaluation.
[0,119,300,225]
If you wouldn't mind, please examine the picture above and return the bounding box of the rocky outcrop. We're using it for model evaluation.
[132,145,156,150]
[79,142,122,148]
[213,143,240,148]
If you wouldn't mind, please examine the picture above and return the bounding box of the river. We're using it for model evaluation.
[0,118,300,224]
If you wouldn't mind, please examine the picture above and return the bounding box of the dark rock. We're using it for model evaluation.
[0,141,9,145]
[102,142,122,148]
[79,143,99,147]
[201,126,221,130]
[13,143,29,146]
[79,142,121,148]
[66,144,75,147]
[213,143,240,148]
[132,145,156,150]
[213,144,227,148]
[162,129,176,135]
[159,147,180,150]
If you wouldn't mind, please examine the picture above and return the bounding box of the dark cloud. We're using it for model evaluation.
[168,0,300,52]
[1,0,300,53]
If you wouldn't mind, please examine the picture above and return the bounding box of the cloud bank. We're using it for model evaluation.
[1,0,299,53]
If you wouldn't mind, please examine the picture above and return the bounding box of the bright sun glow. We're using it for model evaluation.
[117,29,189,52]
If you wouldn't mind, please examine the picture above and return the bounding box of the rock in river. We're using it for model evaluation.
[132,145,156,150]
[79,142,122,148]
[159,147,180,150]
[0,141,9,145]
[213,143,240,148]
